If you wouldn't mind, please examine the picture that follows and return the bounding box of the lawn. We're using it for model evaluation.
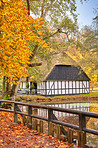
[13,92,98,104]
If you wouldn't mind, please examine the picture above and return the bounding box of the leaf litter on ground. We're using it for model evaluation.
[0,111,77,148]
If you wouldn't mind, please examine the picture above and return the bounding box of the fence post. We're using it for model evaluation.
[14,102,17,123]
[48,108,53,135]
[79,114,86,147]
[49,122,54,136]
[56,124,61,140]
[34,119,37,130]
[28,106,32,126]
[68,128,73,143]
[40,120,43,133]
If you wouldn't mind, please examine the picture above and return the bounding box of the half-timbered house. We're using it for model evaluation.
[37,65,90,96]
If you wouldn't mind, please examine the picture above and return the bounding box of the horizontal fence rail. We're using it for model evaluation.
[0,100,98,148]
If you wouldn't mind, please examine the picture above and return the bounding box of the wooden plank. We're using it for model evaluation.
[79,114,86,143]
[26,116,32,129]
[77,131,81,146]
[85,144,93,148]
[33,119,37,131]
[48,108,53,135]
[14,103,17,123]
[49,122,54,136]
[40,120,43,133]
[68,128,73,143]
[81,131,86,147]
[56,124,61,140]
[28,106,32,126]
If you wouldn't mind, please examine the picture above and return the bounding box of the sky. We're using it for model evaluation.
[76,0,98,29]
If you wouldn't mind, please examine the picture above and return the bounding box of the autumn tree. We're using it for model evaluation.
[63,25,98,86]
[27,0,79,43]
[0,0,90,96]
[0,0,49,96]
[25,0,91,71]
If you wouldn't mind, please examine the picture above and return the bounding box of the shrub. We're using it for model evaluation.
[26,83,29,88]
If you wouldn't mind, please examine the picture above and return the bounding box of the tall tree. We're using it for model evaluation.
[0,0,49,96]
[28,0,78,37]
[24,0,80,75]
[25,0,89,67]
[64,25,98,86]
[28,0,98,87]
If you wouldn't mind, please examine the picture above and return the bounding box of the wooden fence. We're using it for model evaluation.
[0,100,98,148]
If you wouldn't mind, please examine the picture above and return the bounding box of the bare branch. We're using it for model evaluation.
[27,0,30,15]
[43,28,61,40]
[28,62,42,67]
[41,0,45,17]
[43,0,55,17]
[30,46,40,62]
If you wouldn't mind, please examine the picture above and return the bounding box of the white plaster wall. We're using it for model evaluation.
[38,81,90,95]
[80,81,82,88]
[55,81,57,89]
[62,81,65,88]
[69,81,72,88]
[80,89,82,93]
[73,89,76,94]
[73,81,75,88]
[23,82,26,89]
[66,81,68,88]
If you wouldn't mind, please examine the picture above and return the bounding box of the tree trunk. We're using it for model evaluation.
[10,78,21,97]
[10,84,17,97]
[2,76,6,97]
[14,82,20,96]
[6,77,9,96]
[27,0,30,15]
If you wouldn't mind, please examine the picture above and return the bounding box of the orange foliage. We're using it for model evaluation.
[0,0,48,84]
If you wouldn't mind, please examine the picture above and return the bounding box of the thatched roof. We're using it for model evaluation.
[21,52,90,82]
[39,52,78,81]
[45,65,90,81]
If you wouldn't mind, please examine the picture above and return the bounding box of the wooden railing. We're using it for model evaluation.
[0,100,98,148]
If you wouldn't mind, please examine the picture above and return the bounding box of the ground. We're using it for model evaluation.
[14,92,98,105]
[0,93,98,147]
[0,111,76,148]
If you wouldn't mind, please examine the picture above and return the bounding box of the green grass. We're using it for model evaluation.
[93,87,98,91]
[11,92,98,104]
[0,92,98,105]
[76,92,98,97]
